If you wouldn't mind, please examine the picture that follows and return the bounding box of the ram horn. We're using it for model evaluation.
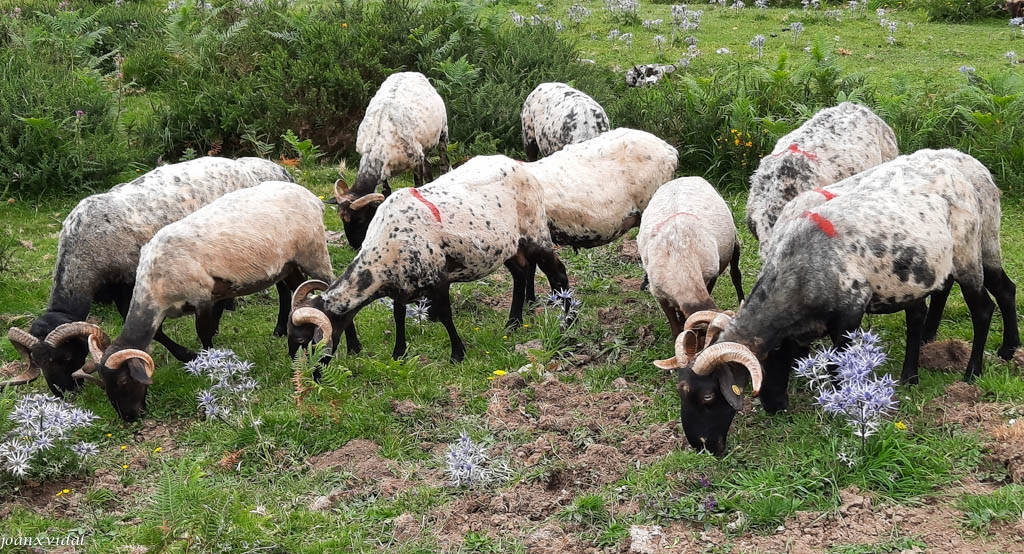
[291,279,331,308]
[349,193,386,211]
[71,339,105,388]
[43,322,109,349]
[683,310,722,332]
[104,349,155,379]
[290,307,334,352]
[690,342,763,396]
[703,312,734,349]
[8,327,39,361]
[0,365,40,387]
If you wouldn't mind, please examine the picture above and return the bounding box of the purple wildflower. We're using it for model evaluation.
[444,432,510,487]
[406,298,431,323]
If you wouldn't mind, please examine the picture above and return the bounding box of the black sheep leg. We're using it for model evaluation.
[960,282,995,381]
[899,300,929,385]
[428,278,465,363]
[115,285,195,362]
[392,301,408,360]
[983,267,1021,360]
[504,259,528,331]
[921,276,953,344]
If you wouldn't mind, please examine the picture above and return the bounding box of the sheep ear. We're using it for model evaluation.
[129,363,153,385]
[653,356,677,370]
[717,365,749,412]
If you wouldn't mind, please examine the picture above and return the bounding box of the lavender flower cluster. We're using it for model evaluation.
[546,288,582,326]
[184,349,258,420]
[795,329,898,441]
[567,3,592,23]
[444,432,511,487]
[0,394,98,478]
[749,34,765,58]
[407,298,431,323]
[605,0,640,16]
[671,5,703,30]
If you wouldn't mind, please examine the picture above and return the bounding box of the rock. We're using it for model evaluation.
[629,525,666,553]
[515,339,545,354]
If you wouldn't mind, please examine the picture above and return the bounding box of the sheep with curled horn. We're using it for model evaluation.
[665,149,1019,457]
[5,157,293,396]
[74,181,355,421]
[327,72,450,249]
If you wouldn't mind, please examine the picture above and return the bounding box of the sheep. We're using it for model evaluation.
[636,177,744,340]
[329,72,450,249]
[520,82,610,161]
[745,102,898,258]
[658,150,1019,456]
[5,157,292,396]
[288,155,574,365]
[67,181,355,421]
[520,127,679,303]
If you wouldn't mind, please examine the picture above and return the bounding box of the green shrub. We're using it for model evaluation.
[911,0,1004,22]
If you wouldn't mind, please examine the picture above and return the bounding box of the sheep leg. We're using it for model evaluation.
[114,285,195,362]
[413,153,428,188]
[729,242,745,303]
[529,245,573,324]
[504,259,528,331]
[428,278,465,363]
[524,261,538,306]
[658,299,683,338]
[960,282,995,382]
[273,281,290,337]
[983,267,1021,360]
[438,129,451,173]
[194,305,220,350]
[921,276,953,344]
[898,300,929,385]
[524,138,540,162]
[706,277,718,295]
[392,300,408,360]
[760,340,805,414]
[381,179,392,197]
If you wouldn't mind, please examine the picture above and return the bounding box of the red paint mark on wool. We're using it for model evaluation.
[801,211,837,237]
[813,188,836,201]
[410,189,442,224]
[773,143,818,161]
[652,212,700,236]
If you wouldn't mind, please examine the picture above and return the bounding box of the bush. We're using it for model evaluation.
[911,0,1004,22]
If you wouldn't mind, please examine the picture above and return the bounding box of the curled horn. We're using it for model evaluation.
[292,279,330,308]
[291,307,334,352]
[71,339,106,388]
[703,312,734,348]
[8,327,39,361]
[690,342,763,397]
[43,322,109,349]
[683,311,722,332]
[349,193,386,211]
[104,349,155,378]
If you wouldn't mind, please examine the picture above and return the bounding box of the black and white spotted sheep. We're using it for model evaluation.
[664,150,1019,456]
[518,127,678,302]
[5,157,293,396]
[288,155,574,366]
[637,177,744,343]
[70,181,344,422]
[330,72,450,249]
[746,102,898,258]
[520,82,610,161]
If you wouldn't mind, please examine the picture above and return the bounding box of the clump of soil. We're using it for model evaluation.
[619,239,641,264]
[1013,348,1024,368]
[919,339,971,372]
[306,439,441,506]
[392,513,422,542]
[486,375,642,434]
[525,524,596,554]
[391,399,421,416]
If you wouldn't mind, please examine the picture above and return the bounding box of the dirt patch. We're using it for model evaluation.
[658,485,1024,553]
[392,513,422,542]
[525,524,597,554]
[486,375,644,435]
[619,239,641,264]
[919,339,971,372]
[1014,348,1024,368]
[306,439,442,507]
[391,399,421,416]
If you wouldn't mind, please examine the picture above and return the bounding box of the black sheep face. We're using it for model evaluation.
[676,364,750,457]
[286,297,331,359]
[100,358,152,422]
[336,201,378,250]
[29,313,87,396]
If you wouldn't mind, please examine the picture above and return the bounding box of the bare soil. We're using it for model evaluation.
[918,339,972,372]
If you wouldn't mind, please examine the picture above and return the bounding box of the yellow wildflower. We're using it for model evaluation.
[502,335,508,340]
[734,138,740,146]
[895,421,906,431]
[62,488,70,494]
[493,370,507,376]
[523,324,531,328]
[474,327,481,331]
[121,464,129,470]
[106,433,112,438]
[154,447,162,453]
[318,195,325,200]
[120,445,127,451]
[746,141,753,147]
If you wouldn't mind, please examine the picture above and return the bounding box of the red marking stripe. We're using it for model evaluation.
[801,211,837,238]
[813,188,837,201]
[773,143,818,161]
[652,212,700,236]
[410,189,442,224]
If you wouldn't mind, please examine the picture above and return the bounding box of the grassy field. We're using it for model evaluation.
[2,0,1024,552]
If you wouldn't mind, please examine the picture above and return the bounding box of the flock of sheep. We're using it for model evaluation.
[4,71,1020,457]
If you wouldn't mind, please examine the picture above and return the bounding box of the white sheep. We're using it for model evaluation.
[746,102,898,257]
[288,155,574,365]
[5,157,292,394]
[637,177,744,340]
[521,82,610,161]
[520,127,678,301]
[331,72,450,249]
[73,181,347,421]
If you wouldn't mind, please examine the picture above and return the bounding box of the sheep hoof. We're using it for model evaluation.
[273,326,287,337]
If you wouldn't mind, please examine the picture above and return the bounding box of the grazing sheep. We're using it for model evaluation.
[637,177,744,339]
[746,102,898,257]
[288,155,574,365]
[329,72,450,249]
[70,181,352,421]
[521,82,610,161]
[520,127,678,302]
[5,157,292,395]
[661,150,1018,456]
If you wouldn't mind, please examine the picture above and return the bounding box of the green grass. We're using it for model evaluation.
[958,484,1024,532]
